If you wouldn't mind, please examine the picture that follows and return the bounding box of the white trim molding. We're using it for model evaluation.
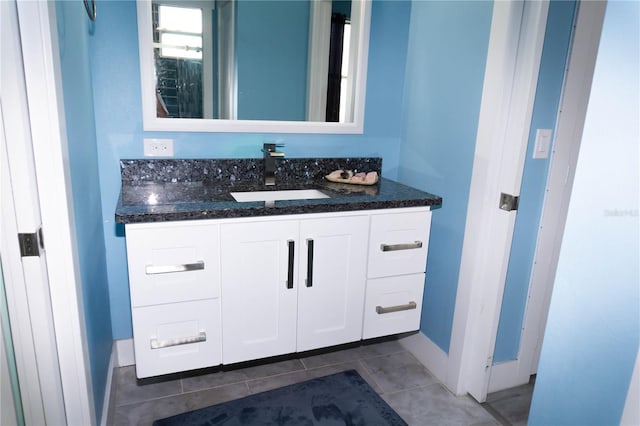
[116,339,136,367]
[399,332,448,385]
[16,1,96,424]
[100,344,117,426]
[621,348,640,426]
[446,0,549,402]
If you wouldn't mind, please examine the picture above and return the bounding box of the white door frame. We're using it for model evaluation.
[1,105,48,426]
[13,1,96,424]
[1,0,67,423]
[445,0,550,402]
[487,0,608,393]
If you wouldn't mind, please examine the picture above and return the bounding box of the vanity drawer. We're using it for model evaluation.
[125,223,220,307]
[362,274,425,339]
[132,299,222,378]
[367,211,431,278]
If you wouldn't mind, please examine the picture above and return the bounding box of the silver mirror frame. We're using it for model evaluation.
[137,0,371,134]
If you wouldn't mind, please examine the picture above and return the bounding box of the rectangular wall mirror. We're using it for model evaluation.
[137,0,371,133]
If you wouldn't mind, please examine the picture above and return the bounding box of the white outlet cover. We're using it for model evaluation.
[143,138,174,157]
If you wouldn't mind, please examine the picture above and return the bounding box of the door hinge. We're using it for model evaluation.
[18,228,43,257]
[499,192,519,211]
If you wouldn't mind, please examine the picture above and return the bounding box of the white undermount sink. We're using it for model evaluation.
[231,189,330,203]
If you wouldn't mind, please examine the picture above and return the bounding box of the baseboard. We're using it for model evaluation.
[399,332,448,385]
[115,338,135,367]
[100,342,116,426]
[621,349,640,426]
[488,360,530,393]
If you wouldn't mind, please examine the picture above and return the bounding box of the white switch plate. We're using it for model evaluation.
[533,129,552,159]
[144,138,174,157]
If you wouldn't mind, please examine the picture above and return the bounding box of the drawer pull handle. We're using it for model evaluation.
[376,301,417,314]
[380,241,423,252]
[150,331,206,349]
[145,260,205,275]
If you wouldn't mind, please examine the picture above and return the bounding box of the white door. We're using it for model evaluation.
[485,1,609,393]
[221,220,299,364]
[0,1,65,423]
[447,0,550,402]
[449,0,607,403]
[297,216,368,352]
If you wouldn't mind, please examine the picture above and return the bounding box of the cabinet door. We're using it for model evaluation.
[126,223,220,307]
[297,216,368,352]
[220,220,299,364]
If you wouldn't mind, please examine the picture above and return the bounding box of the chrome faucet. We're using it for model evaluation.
[262,143,285,186]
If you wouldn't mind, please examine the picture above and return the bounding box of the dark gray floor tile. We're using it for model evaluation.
[247,360,382,396]
[113,382,250,426]
[299,346,362,369]
[384,383,500,426]
[113,366,182,407]
[356,339,406,359]
[362,351,437,393]
[181,369,248,393]
[485,383,534,425]
[245,369,315,394]
[304,360,382,393]
[241,358,306,380]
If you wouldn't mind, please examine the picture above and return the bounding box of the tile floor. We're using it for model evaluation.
[107,338,516,425]
[482,377,535,426]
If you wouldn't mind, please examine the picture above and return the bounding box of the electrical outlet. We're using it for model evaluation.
[144,138,174,157]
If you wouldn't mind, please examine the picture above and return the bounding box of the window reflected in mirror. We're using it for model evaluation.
[153,3,205,118]
[150,0,358,123]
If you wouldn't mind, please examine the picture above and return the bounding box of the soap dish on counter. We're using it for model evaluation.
[324,170,379,186]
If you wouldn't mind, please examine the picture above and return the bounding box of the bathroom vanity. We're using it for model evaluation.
[116,158,441,378]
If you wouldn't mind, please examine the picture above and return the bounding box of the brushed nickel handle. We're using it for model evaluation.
[145,260,204,275]
[376,301,417,314]
[150,331,206,349]
[380,241,423,252]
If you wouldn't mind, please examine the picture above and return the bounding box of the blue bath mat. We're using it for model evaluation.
[153,369,407,425]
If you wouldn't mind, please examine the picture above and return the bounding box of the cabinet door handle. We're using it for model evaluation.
[380,241,423,252]
[150,331,206,349]
[306,238,314,287]
[376,301,417,314]
[145,260,205,275]
[287,240,295,289]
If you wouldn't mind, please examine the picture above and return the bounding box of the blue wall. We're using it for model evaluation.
[493,0,576,363]
[90,0,411,339]
[529,1,640,424]
[398,0,493,352]
[236,1,309,121]
[55,1,113,421]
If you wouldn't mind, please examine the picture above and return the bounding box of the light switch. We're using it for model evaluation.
[533,129,552,159]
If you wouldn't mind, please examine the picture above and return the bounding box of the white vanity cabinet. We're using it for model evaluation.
[220,215,368,364]
[123,207,432,378]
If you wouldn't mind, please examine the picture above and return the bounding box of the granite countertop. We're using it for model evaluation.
[115,158,442,224]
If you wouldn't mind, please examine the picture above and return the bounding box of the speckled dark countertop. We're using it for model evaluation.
[115,158,442,224]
